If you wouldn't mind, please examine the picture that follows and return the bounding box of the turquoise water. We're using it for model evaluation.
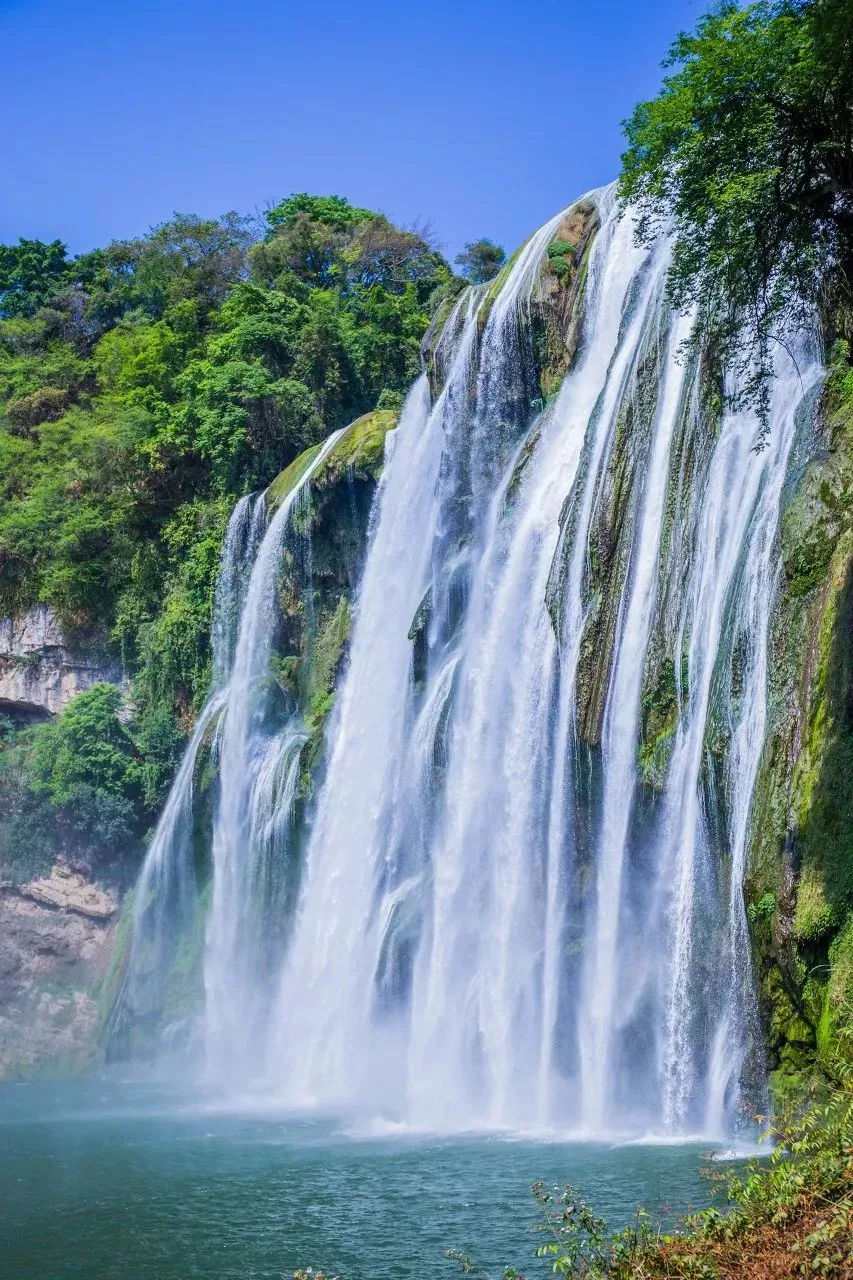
[0,1078,725,1279]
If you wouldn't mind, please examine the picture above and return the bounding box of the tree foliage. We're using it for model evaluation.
[0,238,71,318]
[455,238,506,284]
[0,195,461,864]
[0,686,146,880]
[619,0,853,414]
[0,197,455,695]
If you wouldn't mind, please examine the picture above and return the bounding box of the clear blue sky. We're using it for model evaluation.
[1,0,703,261]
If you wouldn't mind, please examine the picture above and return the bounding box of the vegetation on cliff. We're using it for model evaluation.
[0,686,146,882]
[0,195,459,873]
[619,0,853,420]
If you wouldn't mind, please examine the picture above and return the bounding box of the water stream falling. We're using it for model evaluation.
[118,185,822,1137]
[204,429,344,1078]
[111,493,263,1049]
[114,435,340,1061]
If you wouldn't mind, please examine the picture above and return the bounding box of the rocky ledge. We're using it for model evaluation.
[0,605,121,719]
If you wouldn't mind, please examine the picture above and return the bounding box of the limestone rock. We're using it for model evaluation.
[0,860,121,1079]
[0,604,121,717]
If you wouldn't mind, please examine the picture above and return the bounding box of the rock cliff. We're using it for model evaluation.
[0,861,121,1078]
[0,605,121,719]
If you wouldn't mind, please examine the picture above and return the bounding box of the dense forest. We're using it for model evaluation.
[0,196,483,879]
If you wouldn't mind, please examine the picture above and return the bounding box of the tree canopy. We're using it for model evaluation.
[619,0,853,411]
[455,238,506,284]
[0,195,464,835]
[0,194,472,872]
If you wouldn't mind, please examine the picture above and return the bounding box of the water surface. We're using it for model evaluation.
[0,1076,728,1280]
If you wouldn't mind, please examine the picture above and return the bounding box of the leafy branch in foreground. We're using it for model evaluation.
[446,1184,660,1280]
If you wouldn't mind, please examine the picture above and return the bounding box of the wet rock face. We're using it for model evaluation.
[0,861,119,1078]
[0,605,121,719]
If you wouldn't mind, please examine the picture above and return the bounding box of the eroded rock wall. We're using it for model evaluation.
[0,605,121,719]
[0,861,121,1078]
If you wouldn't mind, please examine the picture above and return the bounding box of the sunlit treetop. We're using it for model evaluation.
[619,0,853,420]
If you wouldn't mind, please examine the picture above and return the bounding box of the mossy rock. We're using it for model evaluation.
[746,346,853,1084]
[781,458,844,597]
[313,409,398,486]
[824,912,853,1056]
[267,409,399,515]
[94,887,136,1035]
[793,865,838,942]
[267,442,324,513]
[637,656,686,790]
[535,200,600,398]
[792,532,853,923]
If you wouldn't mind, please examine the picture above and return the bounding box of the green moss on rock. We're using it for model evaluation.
[534,201,600,399]
[638,657,684,789]
[793,865,838,942]
[266,443,324,513]
[314,409,398,486]
[746,340,853,1084]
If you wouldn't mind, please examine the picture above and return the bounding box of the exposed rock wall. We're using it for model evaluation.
[0,605,121,719]
[0,861,121,1078]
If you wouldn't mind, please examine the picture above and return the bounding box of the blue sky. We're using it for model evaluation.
[1,0,703,260]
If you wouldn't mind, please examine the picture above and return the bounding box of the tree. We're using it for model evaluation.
[0,191,456,805]
[619,0,853,415]
[455,238,506,284]
[29,683,143,807]
[265,193,372,232]
[75,211,256,328]
[0,684,147,876]
[0,239,70,318]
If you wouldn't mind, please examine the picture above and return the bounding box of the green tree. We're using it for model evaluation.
[0,192,459,839]
[265,193,372,231]
[455,238,506,284]
[0,239,70,318]
[29,683,142,806]
[0,685,147,878]
[619,0,853,414]
[74,211,256,331]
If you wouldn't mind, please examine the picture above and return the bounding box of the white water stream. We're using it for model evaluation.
[119,187,822,1137]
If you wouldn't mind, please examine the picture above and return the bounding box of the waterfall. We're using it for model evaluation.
[119,184,822,1137]
[111,493,264,1051]
[114,437,339,1061]
[204,429,344,1079]
[262,188,820,1133]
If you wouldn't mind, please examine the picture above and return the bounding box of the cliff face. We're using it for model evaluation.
[0,605,121,719]
[0,607,126,1078]
[0,861,120,1078]
[745,345,853,1097]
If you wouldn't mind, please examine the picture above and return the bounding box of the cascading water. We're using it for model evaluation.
[113,436,340,1062]
[261,187,820,1134]
[119,183,822,1138]
[204,429,344,1079]
[110,493,264,1050]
